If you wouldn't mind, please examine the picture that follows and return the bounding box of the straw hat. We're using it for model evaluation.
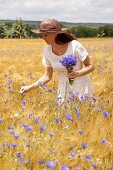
[31,19,68,34]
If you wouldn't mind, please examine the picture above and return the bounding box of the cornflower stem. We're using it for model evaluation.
[66,66,74,85]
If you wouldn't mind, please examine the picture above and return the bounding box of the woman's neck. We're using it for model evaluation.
[51,42,68,56]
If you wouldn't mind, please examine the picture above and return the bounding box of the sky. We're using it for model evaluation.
[0,0,113,23]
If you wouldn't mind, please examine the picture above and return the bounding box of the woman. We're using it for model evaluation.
[20,19,94,105]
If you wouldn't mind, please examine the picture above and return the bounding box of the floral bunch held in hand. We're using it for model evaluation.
[60,54,77,85]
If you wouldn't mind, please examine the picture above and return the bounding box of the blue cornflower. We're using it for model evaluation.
[22,82,26,86]
[81,143,88,149]
[60,54,77,85]
[49,132,54,137]
[39,125,47,131]
[28,113,34,118]
[11,131,19,139]
[0,118,3,123]
[60,165,70,170]
[21,99,27,105]
[92,163,97,168]
[22,122,27,128]
[54,117,62,124]
[28,73,33,79]
[101,138,107,144]
[7,126,13,130]
[78,130,83,134]
[38,81,46,89]
[64,105,69,109]
[96,108,101,112]
[84,155,91,162]
[8,78,13,84]
[103,111,110,118]
[11,143,18,148]
[38,159,44,164]
[45,161,56,169]
[66,113,72,121]
[16,152,23,158]
[70,152,76,157]
[2,142,9,148]
[34,117,40,123]
[26,125,33,131]
[60,54,77,67]
[112,163,113,167]
[74,107,81,119]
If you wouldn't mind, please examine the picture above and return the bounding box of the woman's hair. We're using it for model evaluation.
[55,33,77,45]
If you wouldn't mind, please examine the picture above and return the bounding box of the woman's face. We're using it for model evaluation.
[41,32,57,44]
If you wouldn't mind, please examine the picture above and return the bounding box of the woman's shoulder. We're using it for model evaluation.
[43,45,51,53]
[71,40,80,46]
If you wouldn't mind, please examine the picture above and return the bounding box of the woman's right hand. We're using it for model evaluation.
[19,85,31,94]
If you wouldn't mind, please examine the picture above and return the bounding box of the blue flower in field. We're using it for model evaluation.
[78,130,83,134]
[92,163,97,168]
[21,99,27,105]
[26,144,31,148]
[22,82,26,86]
[101,138,107,144]
[112,163,113,167]
[92,96,97,101]
[26,125,33,131]
[38,159,44,164]
[11,143,18,148]
[60,165,70,170]
[7,126,13,130]
[81,143,88,149]
[96,108,101,112]
[16,152,23,158]
[38,81,46,89]
[11,131,19,139]
[34,117,40,123]
[103,111,110,118]
[0,118,3,123]
[74,107,81,119]
[64,105,69,109]
[2,142,9,148]
[39,125,47,131]
[28,113,34,118]
[22,122,27,128]
[84,155,92,162]
[66,113,72,121]
[54,117,62,124]
[28,73,33,79]
[49,132,54,137]
[70,152,76,157]
[8,78,13,84]
[45,161,56,169]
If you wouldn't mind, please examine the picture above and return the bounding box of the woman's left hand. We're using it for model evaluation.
[67,71,79,79]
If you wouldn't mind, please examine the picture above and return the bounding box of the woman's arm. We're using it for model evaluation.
[67,56,95,78]
[20,67,53,93]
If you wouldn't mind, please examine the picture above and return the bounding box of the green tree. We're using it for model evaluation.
[0,22,7,38]
[11,18,27,38]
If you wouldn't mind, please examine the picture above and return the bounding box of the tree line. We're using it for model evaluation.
[0,18,113,38]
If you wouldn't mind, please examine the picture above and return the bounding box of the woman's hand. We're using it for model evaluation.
[20,85,31,94]
[67,71,79,79]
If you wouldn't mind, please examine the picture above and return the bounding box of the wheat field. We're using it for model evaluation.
[0,38,113,170]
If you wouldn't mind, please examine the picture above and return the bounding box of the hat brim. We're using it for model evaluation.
[31,28,68,34]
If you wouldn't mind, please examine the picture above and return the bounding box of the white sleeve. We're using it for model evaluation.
[75,42,88,62]
[42,46,52,67]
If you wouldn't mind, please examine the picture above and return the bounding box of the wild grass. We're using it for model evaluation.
[0,38,113,170]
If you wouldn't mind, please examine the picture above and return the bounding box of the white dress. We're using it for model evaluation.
[42,40,93,105]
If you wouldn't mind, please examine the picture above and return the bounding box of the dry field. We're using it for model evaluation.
[0,38,113,170]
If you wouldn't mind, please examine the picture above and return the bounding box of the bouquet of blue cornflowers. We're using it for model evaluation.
[60,54,77,85]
